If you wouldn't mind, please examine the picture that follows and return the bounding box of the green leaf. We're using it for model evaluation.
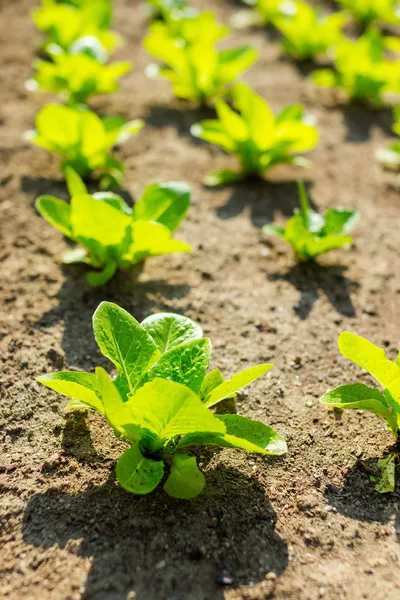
[321,209,358,235]
[140,312,203,354]
[320,382,398,433]
[65,167,87,197]
[372,454,397,494]
[204,364,274,408]
[92,302,160,398]
[87,261,117,287]
[190,121,236,153]
[203,169,246,187]
[127,379,225,452]
[163,454,205,499]
[36,371,104,414]
[218,46,258,84]
[147,339,212,394]
[178,414,287,455]
[338,332,400,388]
[311,69,337,89]
[116,443,164,495]
[232,83,275,151]
[263,223,286,239]
[200,369,224,400]
[36,195,72,238]
[133,182,191,232]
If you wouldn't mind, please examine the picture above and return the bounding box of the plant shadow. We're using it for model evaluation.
[268,262,358,319]
[325,103,395,143]
[34,267,191,369]
[23,419,289,600]
[324,458,400,542]
[146,103,215,141]
[215,178,312,228]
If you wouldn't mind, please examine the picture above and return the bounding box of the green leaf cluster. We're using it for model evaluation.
[241,0,299,26]
[376,106,400,169]
[143,11,258,103]
[37,302,286,498]
[36,169,191,286]
[191,84,319,186]
[275,2,348,61]
[33,0,122,58]
[147,0,194,23]
[263,182,358,261]
[27,53,132,105]
[26,105,144,187]
[337,0,400,27]
[311,29,400,106]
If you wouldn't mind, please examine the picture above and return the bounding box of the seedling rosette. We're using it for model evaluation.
[36,169,191,286]
[263,182,358,261]
[37,302,287,499]
[144,12,257,103]
[191,84,319,187]
[337,0,400,27]
[321,332,400,493]
[25,104,143,188]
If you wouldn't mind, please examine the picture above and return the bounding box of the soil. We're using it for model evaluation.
[1,1,400,599]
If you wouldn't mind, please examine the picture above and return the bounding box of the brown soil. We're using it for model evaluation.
[1,1,400,599]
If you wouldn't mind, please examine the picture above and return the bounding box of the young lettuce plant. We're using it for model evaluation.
[311,29,400,107]
[144,12,257,104]
[337,0,400,27]
[274,2,348,61]
[320,332,400,493]
[191,83,319,186]
[263,182,358,261]
[36,169,191,286]
[232,0,298,29]
[32,2,123,57]
[376,106,400,169]
[25,104,143,188]
[146,0,194,23]
[26,54,132,105]
[37,302,287,498]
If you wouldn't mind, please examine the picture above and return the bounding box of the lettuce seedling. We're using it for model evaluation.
[33,2,123,57]
[234,0,298,28]
[263,182,358,261]
[376,106,400,169]
[42,0,113,25]
[147,0,194,22]
[337,0,400,27]
[144,13,257,104]
[320,332,400,493]
[37,302,287,498]
[311,29,400,107]
[26,54,132,105]
[191,83,319,186]
[25,104,143,187]
[36,169,191,286]
[275,2,347,61]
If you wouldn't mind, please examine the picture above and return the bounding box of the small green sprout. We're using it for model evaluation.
[321,332,400,493]
[236,0,299,28]
[144,12,257,104]
[26,54,132,105]
[376,106,400,169]
[191,84,319,187]
[337,0,400,27]
[311,29,400,107]
[37,302,287,498]
[263,182,358,261]
[146,0,194,22]
[32,1,123,57]
[25,104,143,187]
[275,2,348,61]
[36,169,191,286]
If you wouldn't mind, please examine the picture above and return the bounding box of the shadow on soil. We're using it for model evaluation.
[34,268,191,368]
[146,103,215,141]
[268,262,358,319]
[23,416,289,600]
[215,179,311,228]
[325,458,400,542]
[323,103,395,143]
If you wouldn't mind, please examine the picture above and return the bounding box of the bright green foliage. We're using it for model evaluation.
[25,105,143,187]
[144,12,257,103]
[376,106,400,169]
[36,170,191,286]
[147,0,194,23]
[320,332,400,492]
[311,29,400,106]
[27,54,132,105]
[191,84,319,186]
[37,303,287,498]
[33,2,122,57]
[337,0,400,27]
[263,182,358,261]
[275,2,347,60]
[42,0,113,24]
[240,0,298,26]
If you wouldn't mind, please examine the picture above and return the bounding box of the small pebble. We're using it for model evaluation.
[216,572,234,586]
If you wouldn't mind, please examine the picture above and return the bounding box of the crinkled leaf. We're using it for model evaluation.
[116,443,164,495]
[36,371,104,413]
[204,364,274,408]
[163,454,205,499]
[140,313,203,354]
